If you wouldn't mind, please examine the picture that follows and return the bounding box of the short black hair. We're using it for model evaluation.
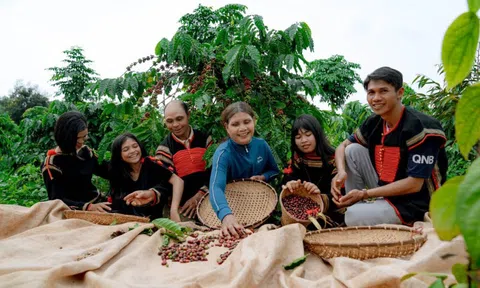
[54,111,87,154]
[109,133,148,192]
[291,115,335,168]
[363,67,403,91]
[165,100,189,115]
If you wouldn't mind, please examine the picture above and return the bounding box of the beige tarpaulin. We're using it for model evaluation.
[0,200,468,287]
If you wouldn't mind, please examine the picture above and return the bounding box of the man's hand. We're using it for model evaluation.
[282,179,302,192]
[221,214,245,238]
[88,202,111,212]
[303,181,320,194]
[331,170,347,201]
[335,189,366,208]
[179,191,203,219]
[124,190,156,206]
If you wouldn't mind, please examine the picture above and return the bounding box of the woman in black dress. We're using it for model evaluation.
[109,133,184,222]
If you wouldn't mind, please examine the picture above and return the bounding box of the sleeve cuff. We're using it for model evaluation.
[150,188,162,206]
[218,208,232,222]
[83,203,91,211]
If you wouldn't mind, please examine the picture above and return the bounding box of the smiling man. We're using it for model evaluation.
[331,67,448,226]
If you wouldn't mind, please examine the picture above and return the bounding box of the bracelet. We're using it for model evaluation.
[361,189,369,199]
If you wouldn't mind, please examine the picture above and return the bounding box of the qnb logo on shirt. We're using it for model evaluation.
[412,154,434,165]
[257,156,263,164]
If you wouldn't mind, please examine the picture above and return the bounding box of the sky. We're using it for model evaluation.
[0,0,465,109]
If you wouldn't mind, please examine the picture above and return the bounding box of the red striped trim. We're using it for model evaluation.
[156,151,172,159]
[384,198,408,226]
[408,134,447,151]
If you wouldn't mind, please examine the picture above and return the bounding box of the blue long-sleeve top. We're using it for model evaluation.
[209,137,280,221]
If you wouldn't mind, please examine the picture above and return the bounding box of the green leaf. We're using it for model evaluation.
[283,254,309,270]
[195,96,205,109]
[127,76,139,92]
[151,218,185,237]
[253,15,266,39]
[225,44,242,65]
[98,79,109,96]
[222,62,234,83]
[115,79,124,100]
[177,33,193,59]
[162,234,170,247]
[285,54,295,71]
[215,29,228,46]
[240,60,255,80]
[155,38,169,56]
[457,158,480,269]
[430,176,464,240]
[274,101,286,109]
[246,45,261,65]
[401,273,448,282]
[442,12,479,88]
[107,79,116,98]
[429,278,446,288]
[455,83,480,158]
[110,218,117,226]
[285,23,298,41]
[451,263,468,284]
[468,0,480,12]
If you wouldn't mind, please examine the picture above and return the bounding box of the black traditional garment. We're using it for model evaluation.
[155,127,212,205]
[109,156,173,218]
[283,152,345,227]
[348,106,448,225]
[41,146,109,210]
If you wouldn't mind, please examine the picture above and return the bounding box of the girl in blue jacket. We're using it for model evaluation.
[209,101,279,238]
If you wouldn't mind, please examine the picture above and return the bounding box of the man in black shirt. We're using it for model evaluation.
[331,67,448,226]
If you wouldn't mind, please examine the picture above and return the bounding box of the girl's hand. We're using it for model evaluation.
[87,202,111,212]
[282,179,302,192]
[124,190,156,206]
[303,181,320,194]
[221,214,245,238]
[250,175,266,182]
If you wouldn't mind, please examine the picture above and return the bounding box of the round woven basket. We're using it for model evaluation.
[64,210,150,225]
[303,226,427,260]
[196,179,278,229]
[280,185,327,227]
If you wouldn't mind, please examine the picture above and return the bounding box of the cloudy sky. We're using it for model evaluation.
[0,0,465,107]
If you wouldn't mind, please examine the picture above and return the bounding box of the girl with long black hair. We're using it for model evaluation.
[109,133,184,222]
[283,114,344,226]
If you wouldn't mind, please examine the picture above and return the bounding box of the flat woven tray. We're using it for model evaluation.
[63,210,150,225]
[304,226,427,260]
[196,179,278,229]
[280,185,327,227]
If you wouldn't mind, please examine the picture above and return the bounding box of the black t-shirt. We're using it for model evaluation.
[348,106,448,225]
[41,146,109,210]
[110,157,173,218]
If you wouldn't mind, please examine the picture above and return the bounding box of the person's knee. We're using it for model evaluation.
[345,143,367,159]
[344,206,363,226]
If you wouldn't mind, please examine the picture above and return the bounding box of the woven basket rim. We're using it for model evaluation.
[63,210,150,223]
[196,178,278,229]
[304,225,427,248]
[279,186,324,224]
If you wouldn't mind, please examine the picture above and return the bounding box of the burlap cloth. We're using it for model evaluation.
[0,200,468,287]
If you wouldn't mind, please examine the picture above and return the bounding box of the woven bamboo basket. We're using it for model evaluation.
[196,179,278,229]
[303,226,427,260]
[63,210,150,225]
[280,185,328,227]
